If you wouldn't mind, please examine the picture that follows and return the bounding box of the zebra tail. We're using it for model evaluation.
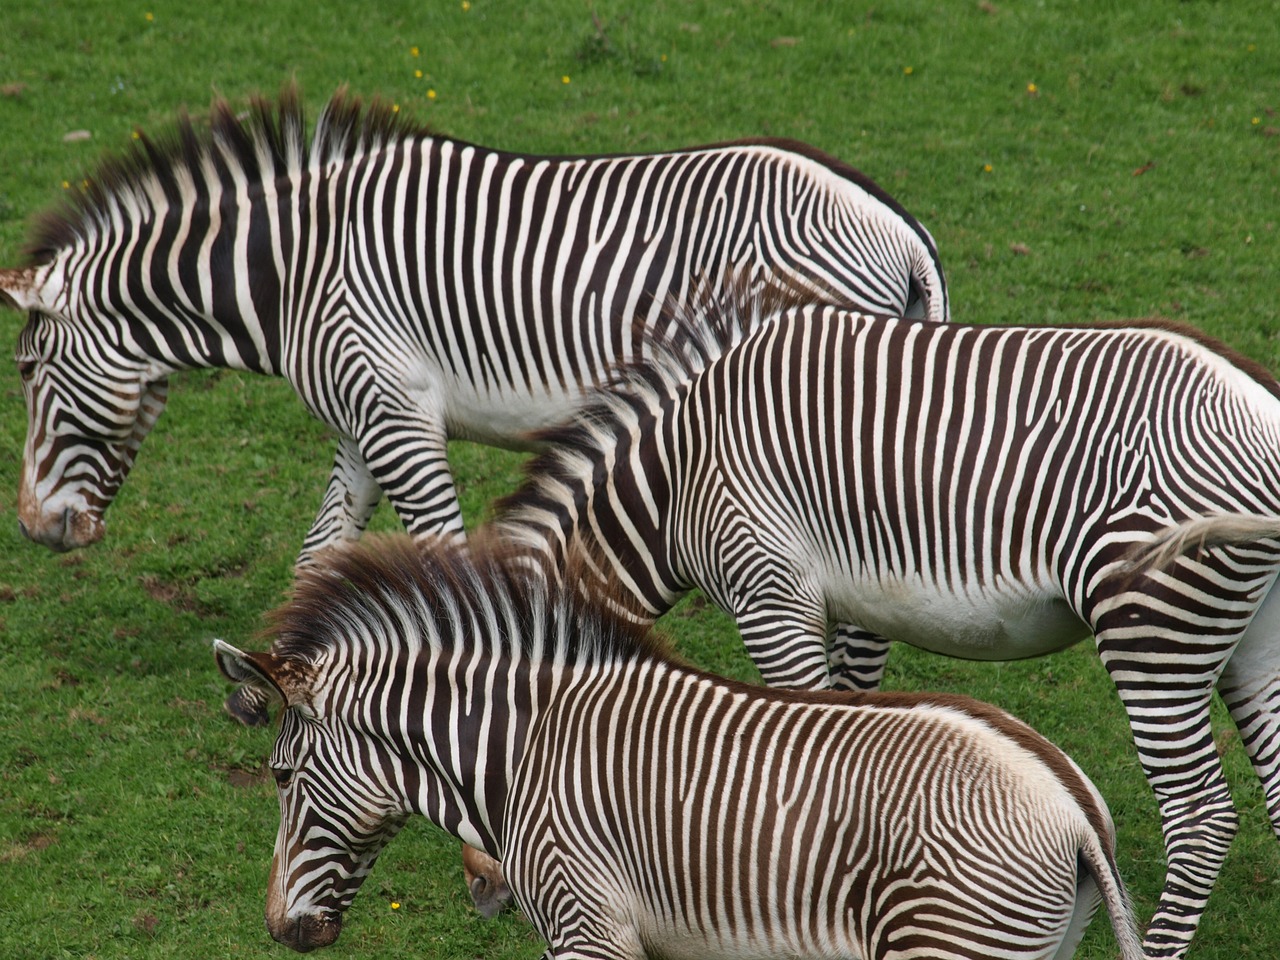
[1079,831,1145,960]
[1120,513,1280,579]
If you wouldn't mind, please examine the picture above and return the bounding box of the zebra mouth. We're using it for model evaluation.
[268,911,343,952]
[17,505,105,552]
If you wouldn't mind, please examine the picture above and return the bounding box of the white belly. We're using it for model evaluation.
[442,381,586,449]
[826,573,1091,660]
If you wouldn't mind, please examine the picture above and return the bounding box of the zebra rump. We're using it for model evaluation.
[214,536,1143,959]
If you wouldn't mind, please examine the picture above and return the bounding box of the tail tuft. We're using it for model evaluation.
[1120,513,1280,579]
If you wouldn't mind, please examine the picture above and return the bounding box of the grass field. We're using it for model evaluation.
[2,1,1279,957]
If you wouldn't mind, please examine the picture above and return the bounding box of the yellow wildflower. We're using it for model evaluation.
[461,0,471,9]
[903,66,913,75]
[411,46,420,57]
[391,902,400,910]
[1027,82,1037,93]
[414,69,423,79]
[145,12,154,21]
[562,75,571,84]
[427,89,437,100]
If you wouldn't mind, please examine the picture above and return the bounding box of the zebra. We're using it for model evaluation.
[2,84,945,567]
[493,290,1280,958]
[1,86,945,733]
[213,535,1144,960]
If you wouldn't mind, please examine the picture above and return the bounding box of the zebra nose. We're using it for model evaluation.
[268,911,343,952]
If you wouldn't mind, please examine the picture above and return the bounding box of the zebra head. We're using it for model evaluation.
[3,264,171,552]
[213,639,410,952]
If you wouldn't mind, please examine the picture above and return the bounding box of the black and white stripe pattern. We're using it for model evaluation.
[497,293,1280,958]
[215,537,1142,959]
[3,85,947,566]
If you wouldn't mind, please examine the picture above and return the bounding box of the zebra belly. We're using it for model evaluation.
[825,574,1092,660]
[441,383,586,449]
[638,927,859,960]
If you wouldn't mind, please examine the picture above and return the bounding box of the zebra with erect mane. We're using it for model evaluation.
[1,85,945,726]
[214,535,1143,960]
[492,288,1280,958]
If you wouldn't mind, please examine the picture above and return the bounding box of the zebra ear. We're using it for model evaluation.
[213,639,292,708]
[0,267,41,313]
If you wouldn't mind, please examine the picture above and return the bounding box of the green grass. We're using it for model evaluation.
[2,1,1279,957]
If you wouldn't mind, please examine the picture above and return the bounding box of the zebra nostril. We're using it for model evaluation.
[17,517,32,541]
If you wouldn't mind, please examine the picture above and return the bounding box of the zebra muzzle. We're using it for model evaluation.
[267,910,343,952]
[16,501,105,552]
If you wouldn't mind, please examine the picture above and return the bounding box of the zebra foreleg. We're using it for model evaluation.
[296,436,384,567]
[540,924,647,959]
[734,594,831,690]
[828,625,892,691]
[357,410,468,544]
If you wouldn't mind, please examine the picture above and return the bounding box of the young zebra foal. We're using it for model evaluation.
[214,537,1142,960]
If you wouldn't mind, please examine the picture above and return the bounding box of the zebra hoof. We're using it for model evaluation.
[224,687,272,727]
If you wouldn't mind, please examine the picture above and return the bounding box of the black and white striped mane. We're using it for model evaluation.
[496,283,829,523]
[25,84,439,266]
[264,536,675,670]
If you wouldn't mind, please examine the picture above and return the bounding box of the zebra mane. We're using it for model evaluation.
[24,84,441,266]
[263,535,675,672]
[495,280,830,526]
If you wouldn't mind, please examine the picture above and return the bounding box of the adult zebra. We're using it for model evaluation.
[2,84,945,569]
[214,536,1143,960]
[494,291,1280,958]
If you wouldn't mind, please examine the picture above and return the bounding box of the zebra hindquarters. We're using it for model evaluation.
[503,677,1118,960]
[1050,871,1103,960]
[1090,552,1269,958]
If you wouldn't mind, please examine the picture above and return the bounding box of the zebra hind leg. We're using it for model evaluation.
[1096,624,1239,958]
[828,624,892,691]
[1217,616,1280,842]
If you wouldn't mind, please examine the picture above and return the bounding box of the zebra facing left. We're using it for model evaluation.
[214,536,1143,960]
[1,84,946,571]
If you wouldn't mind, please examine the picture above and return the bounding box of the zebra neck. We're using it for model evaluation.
[395,651,558,858]
[499,409,689,619]
[88,168,298,376]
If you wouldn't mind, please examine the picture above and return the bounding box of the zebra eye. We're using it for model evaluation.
[271,766,294,787]
[16,360,36,382]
